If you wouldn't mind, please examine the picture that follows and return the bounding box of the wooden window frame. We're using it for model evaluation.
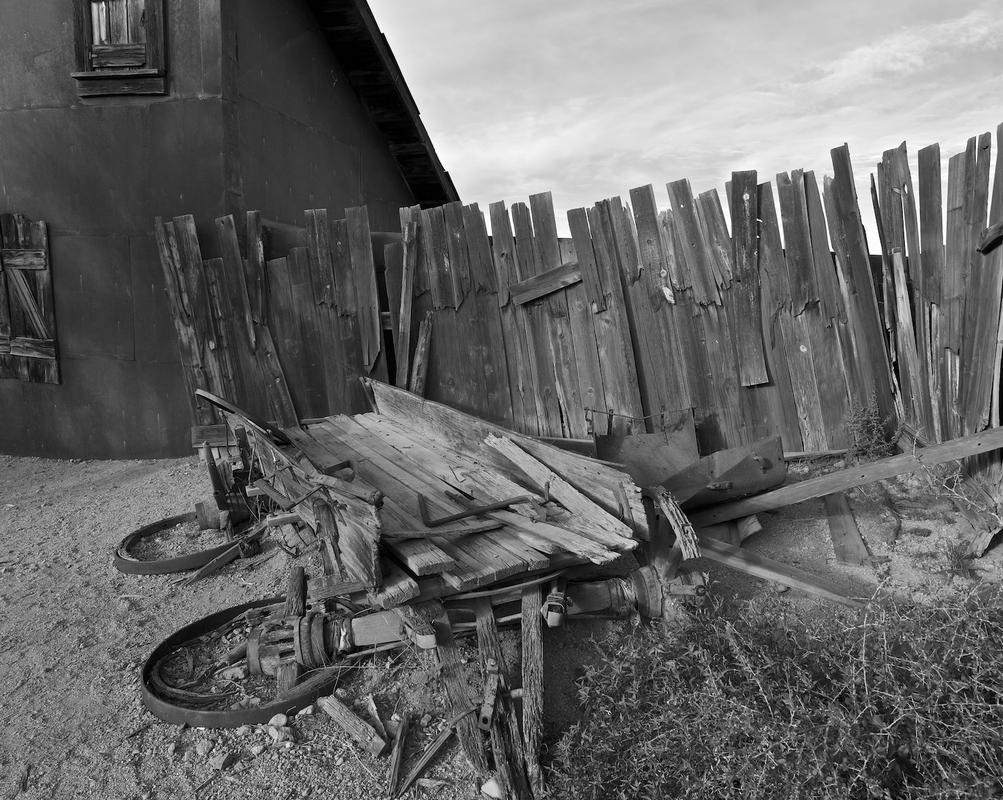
[71,0,167,97]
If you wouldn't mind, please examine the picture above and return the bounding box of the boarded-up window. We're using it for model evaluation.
[71,0,166,97]
[0,214,59,384]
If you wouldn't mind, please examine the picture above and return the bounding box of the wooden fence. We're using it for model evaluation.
[158,123,1003,470]
[385,146,898,458]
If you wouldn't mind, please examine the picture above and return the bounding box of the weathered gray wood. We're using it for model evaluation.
[433,612,488,775]
[823,492,870,565]
[395,213,419,388]
[408,311,432,396]
[490,200,541,435]
[317,695,386,756]
[728,170,768,386]
[528,192,589,438]
[474,599,532,800]
[829,144,896,427]
[521,586,544,798]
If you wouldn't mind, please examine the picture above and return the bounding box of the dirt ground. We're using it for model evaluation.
[1,452,999,800]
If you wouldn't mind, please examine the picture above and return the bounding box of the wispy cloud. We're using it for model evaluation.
[370,0,1003,237]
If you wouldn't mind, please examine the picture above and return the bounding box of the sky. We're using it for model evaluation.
[369,0,1003,240]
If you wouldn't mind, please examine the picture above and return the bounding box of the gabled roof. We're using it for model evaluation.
[307,0,459,208]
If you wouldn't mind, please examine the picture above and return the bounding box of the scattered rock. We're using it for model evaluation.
[268,713,288,728]
[166,742,176,757]
[268,726,295,744]
[250,743,266,757]
[334,687,348,699]
[219,665,248,681]
[235,725,251,736]
[195,740,213,757]
[420,713,432,727]
[481,778,503,798]
[208,751,236,771]
[296,704,314,717]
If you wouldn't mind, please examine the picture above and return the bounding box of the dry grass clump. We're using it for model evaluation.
[549,591,1003,800]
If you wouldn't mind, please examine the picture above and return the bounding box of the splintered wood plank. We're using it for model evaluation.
[749,185,802,450]
[443,201,472,306]
[345,206,384,377]
[368,559,419,609]
[892,249,926,429]
[667,179,720,304]
[394,213,419,388]
[943,144,971,356]
[409,311,432,396]
[959,131,995,435]
[918,144,945,306]
[885,145,933,436]
[691,425,1003,526]
[569,207,644,437]
[777,170,820,316]
[330,217,368,412]
[696,188,733,290]
[153,219,215,425]
[432,613,489,775]
[511,201,565,436]
[804,171,846,325]
[822,492,870,566]
[621,189,694,418]
[828,145,895,426]
[266,256,307,414]
[528,192,589,438]
[474,600,533,800]
[490,201,541,435]
[367,379,649,537]
[761,184,826,451]
[464,202,514,426]
[216,215,297,425]
[521,586,545,797]
[728,170,768,386]
[177,215,230,401]
[305,208,348,413]
[987,126,1003,432]
[285,247,328,417]
[697,302,745,449]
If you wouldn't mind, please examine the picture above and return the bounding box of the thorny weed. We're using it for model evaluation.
[845,395,900,464]
[550,591,1003,800]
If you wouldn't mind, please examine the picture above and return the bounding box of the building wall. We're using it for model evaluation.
[231,0,416,234]
[0,0,230,459]
[0,1,421,459]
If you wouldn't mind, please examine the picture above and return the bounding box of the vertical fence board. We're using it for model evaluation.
[489,201,540,434]
[828,144,895,427]
[529,191,588,437]
[728,171,768,386]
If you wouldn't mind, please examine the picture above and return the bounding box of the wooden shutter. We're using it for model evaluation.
[0,214,59,384]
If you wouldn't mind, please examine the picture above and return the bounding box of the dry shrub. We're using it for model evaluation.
[549,592,1003,800]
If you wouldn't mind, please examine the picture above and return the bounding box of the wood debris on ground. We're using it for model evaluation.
[124,373,1003,798]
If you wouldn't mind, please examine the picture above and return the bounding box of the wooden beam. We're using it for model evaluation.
[696,536,863,608]
[509,261,582,305]
[690,426,1003,526]
[823,492,870,565]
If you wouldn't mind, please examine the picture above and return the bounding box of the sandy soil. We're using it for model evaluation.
[0,453,998,800]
